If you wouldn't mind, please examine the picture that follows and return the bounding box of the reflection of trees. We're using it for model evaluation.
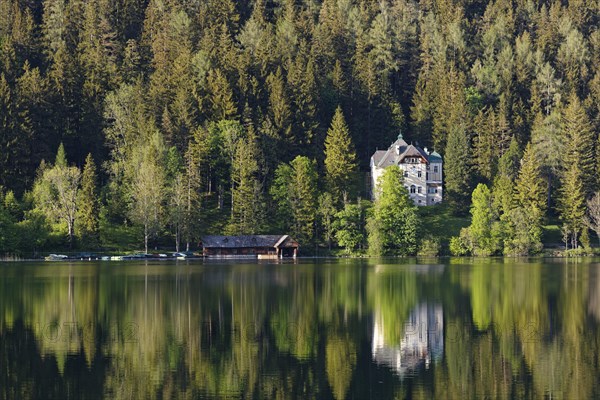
[326,334,356,400]
[1,260,600,398]
[589,265,600,322]
[372,302,443,377]
[367,266,419,343]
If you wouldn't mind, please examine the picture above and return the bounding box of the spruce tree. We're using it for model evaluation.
[228,134,266,235]
[324,106,358,205]
[270,156,318,245]
[562,93,595,196]
[444,124,472,215]
[559,160,586,250]
[75,154,100,248]
[506,143,546,255]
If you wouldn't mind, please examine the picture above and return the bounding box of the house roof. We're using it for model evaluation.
[399,145,428,162]
[201,235,297,249]
[428,151,442,163]
[371,136,440,167]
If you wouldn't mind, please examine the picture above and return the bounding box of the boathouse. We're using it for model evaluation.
[200,235,299,258]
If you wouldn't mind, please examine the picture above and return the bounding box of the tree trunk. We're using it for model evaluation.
[68,220,74,249]
[144,224,149,254]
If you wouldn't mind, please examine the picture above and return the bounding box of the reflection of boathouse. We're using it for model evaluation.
[372,303,443,376]
[201,235,299,258]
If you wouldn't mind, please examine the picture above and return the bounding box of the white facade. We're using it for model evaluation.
[370,135,443,206]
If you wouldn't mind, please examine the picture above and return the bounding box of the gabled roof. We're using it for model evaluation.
[201,235,297,249]
[371,136,441,167]
[373,136,409,168]
[398,145,428,162]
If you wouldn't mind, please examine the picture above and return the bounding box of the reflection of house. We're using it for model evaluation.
[201,235,299,258]
[370,134,443,206]
[372,303,443,376]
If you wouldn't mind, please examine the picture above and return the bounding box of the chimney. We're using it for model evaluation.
[395,145,400,155]
[424,147,429,154]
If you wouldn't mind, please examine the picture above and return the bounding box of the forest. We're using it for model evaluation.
[1,0,600,256]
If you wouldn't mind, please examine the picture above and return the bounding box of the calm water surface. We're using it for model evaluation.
[1,258,600,399]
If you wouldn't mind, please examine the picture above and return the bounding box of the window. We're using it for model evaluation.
[417,171,422,178]
[433,165,439,173]
[417,186,422,194]
[418,200,422,204]
[410,185,416,194]
[404,171,408,177]
[426,172,429,180]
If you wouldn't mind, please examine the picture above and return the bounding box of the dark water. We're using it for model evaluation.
[1,258,600,399]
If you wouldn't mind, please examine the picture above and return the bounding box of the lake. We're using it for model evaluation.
[1,258,599,399]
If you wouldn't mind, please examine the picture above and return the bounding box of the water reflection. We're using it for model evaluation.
[372,303,443,377]
[0,260,599,399]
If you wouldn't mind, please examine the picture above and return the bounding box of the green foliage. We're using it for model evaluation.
[75,154,100,249]
[227,135,266,235]
[324,106,358,204]
[418,236,441,257]
[368,166,418,256]
[32,144,81,247]
[334,200,370,255]
[449,230,472,256]
[127,132,167,253]
[270,156,318,245]
[504,143,546,255]
[444,124,472,215]
[468,184,498,256]
[318,192,336,250]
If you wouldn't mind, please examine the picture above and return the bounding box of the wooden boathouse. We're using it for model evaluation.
[200,235,299,258]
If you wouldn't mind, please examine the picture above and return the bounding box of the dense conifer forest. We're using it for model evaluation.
[0,0,599,255]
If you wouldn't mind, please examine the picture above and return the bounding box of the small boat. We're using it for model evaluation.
[45,254,68,261]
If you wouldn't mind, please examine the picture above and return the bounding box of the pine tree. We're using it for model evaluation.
[559,159,586,250]
[207,69,237,121]
[562,93,595,196]
[75,153,100,248]
[270,156,318,245]
[324,106,358,205]
[506,143,546,255]
[318,192,336,251]
[228,134,266,235]
[444,124,472,214]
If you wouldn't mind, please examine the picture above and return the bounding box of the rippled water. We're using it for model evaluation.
[1,258,599,399]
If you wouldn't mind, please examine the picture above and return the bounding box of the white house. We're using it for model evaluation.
[370,134,443,206]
